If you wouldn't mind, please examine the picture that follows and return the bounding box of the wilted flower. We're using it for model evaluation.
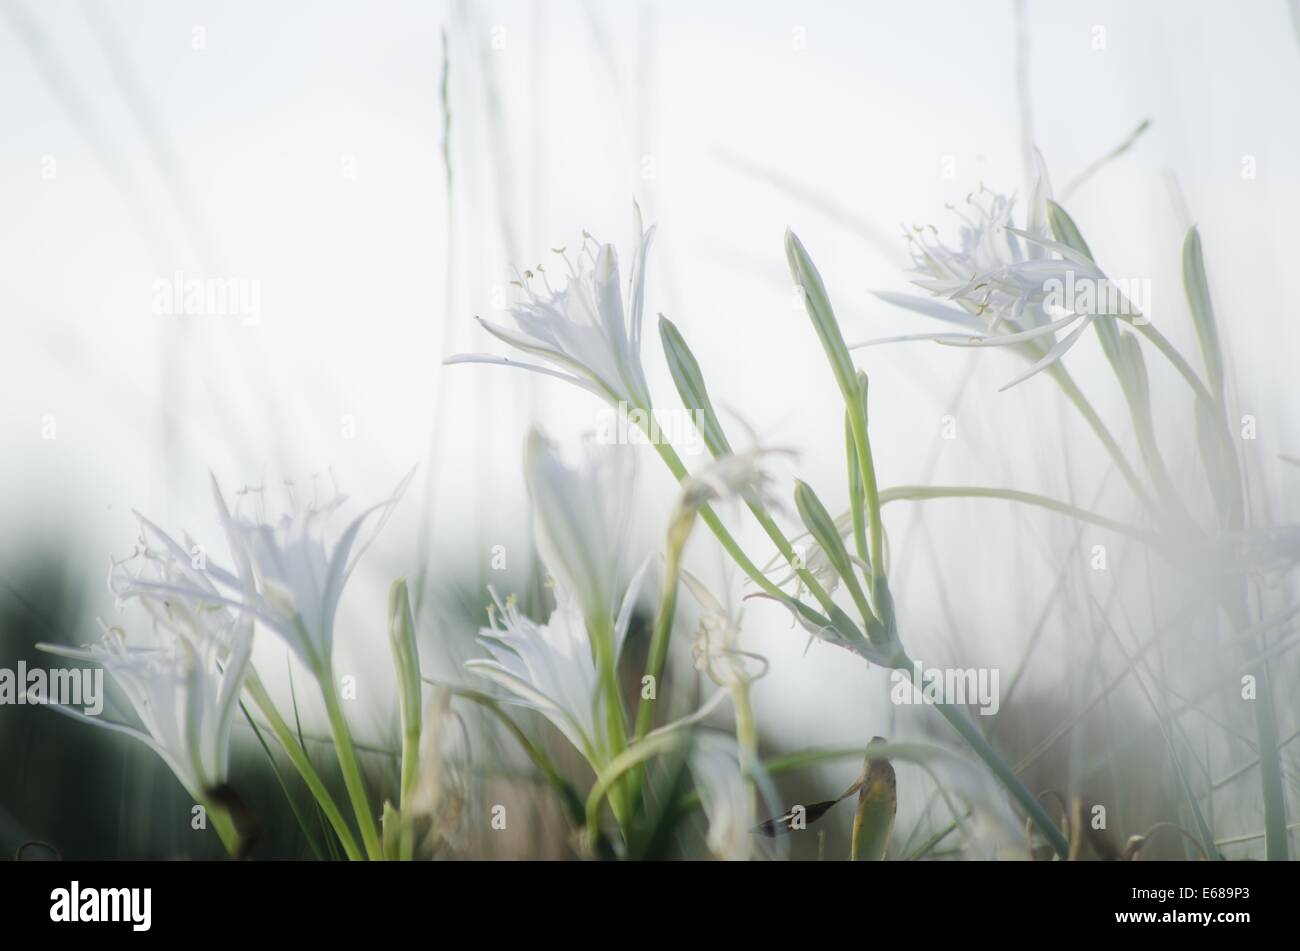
[776,538,842,598]
[674,447,786,521]
[39,608,251,799]
[445,204,655,409]
[667,444,792,560]
[466,570,647,766]
[405,686,469,856]
[681,571,765,689]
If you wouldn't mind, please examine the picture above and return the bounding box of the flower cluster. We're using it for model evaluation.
[40,472,411,814]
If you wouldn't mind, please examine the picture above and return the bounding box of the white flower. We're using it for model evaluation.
[39,608,251,798]
[864,153,1122,389]
[120,471,414,676]
[109,512,246,658]
[217,472,414,674]
[465,570,646,766]
[524,429,637,637]
[445,204,655,409]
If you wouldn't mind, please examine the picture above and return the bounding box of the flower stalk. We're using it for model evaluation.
[320,663,384,861]
[243,670,364,861]
[388,579,423,860]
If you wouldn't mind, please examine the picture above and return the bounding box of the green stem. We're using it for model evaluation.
[847,401,885,606]
[429,681,586,826]
[878,485,1163,548]
[634,543,681,744]
[1136,323,1216,409]
[647,438,783,598]
[204,799,241,857]
[733,681,758,771]
[847,412,870,569]
[641,413,847,623]
[244,672,364,861]
[321,667,384,860]
[592,612,633,827]
[398,715,420,861]
[928,693,1069,858]
[749,502,855,621]
[732,678,759,820]
[647,403,1072,854]
[585,732,682,842]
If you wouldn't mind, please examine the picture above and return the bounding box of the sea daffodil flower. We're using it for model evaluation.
[121,471,413,677]
[39,608,251,801]
[445,204,655,409]
[466,570,647,767]
[861,153,1135,389]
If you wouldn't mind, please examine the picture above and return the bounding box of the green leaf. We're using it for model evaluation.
[1195,399,1243,529]
[1048,200,1124,363]
[845,409,869,571]
[744,589,876,660]
[794,480,877,632]
[424,681,587,828]
[388,578,422,807]
[381,801,401,861]
[785,229,859,404]
[659,315,732,457]
[1114,332,1196,529]
[866,574,898,649]
[845,372,873,573]
[794,480,855,584]
[1182,226,1225,403]
[1046,200,1094,261]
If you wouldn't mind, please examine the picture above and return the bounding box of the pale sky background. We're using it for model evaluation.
[2,0,1298,782]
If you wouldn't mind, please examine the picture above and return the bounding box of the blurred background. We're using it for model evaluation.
[2,0,1298,859]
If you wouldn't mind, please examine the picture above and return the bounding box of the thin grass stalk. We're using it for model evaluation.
[1179,231,1281,855]
[1224,589,1290,859]
[878,485,1162,547]
[1044,340,1154,510]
